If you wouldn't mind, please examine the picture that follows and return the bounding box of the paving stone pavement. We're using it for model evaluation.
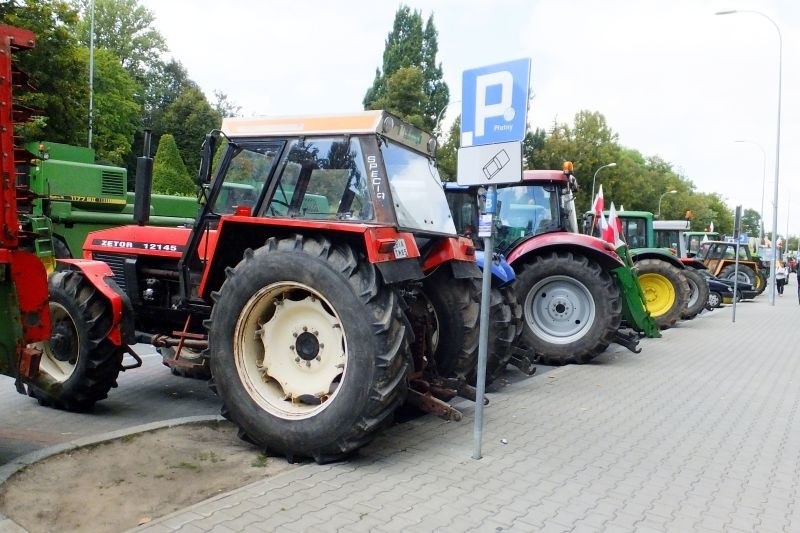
[130,290,800,533]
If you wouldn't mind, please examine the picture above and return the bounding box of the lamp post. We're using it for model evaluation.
[590,162,616,212]
[734,140,767,245]
[657,190,677,219]
[716,9,782,306]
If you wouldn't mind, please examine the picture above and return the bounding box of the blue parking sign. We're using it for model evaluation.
[461,58,531,147]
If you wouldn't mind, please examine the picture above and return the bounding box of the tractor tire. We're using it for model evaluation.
[755,272,768,295]
[681,269,709,320]
[53,237,71,259]
[413,269,480,381]
[159,346,212,380]
[26,270,124,411]
[465,285,516,386]
[207,235,410,464]
[635,259,690,329]
[515,251,621,366]
[718,264,758,288]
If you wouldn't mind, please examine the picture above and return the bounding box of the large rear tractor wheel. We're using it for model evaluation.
[27,271,124,411]
[208,235,410,464]
[635,259,690,329]
[415,270,480,380]
[681,269,709,320]
[515,251,622,366]
[718,264,758,289]
[464,285,517,386]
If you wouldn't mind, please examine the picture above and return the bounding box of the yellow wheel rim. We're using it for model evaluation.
[639,273,676,317]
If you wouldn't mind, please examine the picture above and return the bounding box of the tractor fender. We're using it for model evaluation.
[679,258,707,270]
[629,248,685,270]
[506,233,624,272]
[475,251,516,287]
[7,250,50,344]
[56,259,135,346]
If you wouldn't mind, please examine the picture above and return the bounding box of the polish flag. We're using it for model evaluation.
[592,185,605,219]
[605,202,626,248]
[709,221,715,232]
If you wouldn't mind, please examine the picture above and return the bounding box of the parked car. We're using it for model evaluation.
[696,269,755,307]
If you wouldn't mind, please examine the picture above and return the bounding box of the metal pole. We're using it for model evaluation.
[88,0,95,149]
[589,162,616,213]
[734,140,766,245]
[717,10,782,306]
[473,185,495,460]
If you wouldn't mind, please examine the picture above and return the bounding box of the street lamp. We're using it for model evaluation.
[657,190,677,219]
[734,140,766,245]
[590,162,616,212]
[716,9,782,306]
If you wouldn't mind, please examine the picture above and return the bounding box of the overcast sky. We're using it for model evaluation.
[140,0,799,236]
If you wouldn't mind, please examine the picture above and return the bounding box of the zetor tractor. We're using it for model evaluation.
[0,25,133,409]
[446,164,658,367]
[70,111,484,463]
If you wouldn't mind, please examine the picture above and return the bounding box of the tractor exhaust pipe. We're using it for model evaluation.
[133,129,153,226]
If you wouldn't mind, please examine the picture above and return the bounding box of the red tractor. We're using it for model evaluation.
[446,164,658,367]
[57,111,489,463]
[0,25,133,410]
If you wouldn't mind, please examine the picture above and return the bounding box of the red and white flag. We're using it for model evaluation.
[592,185,605,218]
[604,202,626,248]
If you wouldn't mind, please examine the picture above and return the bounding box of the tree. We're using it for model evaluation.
[1,0,88,146]
[739,208,761,236]
[160,86,221,175]
[436,116,460,181]
[152,133,194,195]
[363,5,449,131]
[77,47,139,164]
[213,90,241,118]
[72,0,166,81]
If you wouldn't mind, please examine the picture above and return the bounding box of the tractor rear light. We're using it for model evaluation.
[233,206,252,217]
[464,243,475,256]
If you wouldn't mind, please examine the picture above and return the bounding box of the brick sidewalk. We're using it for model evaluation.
[138,292,800,532]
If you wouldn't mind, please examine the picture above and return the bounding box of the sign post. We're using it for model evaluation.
[458,58,530,460]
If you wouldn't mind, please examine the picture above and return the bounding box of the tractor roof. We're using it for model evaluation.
[221,110,436,156]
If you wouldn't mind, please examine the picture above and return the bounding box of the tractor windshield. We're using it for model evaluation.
[381,141,455,235]
[264,138,374,221]
[495,184,561,250]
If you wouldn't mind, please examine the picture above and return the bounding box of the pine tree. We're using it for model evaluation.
[152,133,195,195]
[363,5,449,132]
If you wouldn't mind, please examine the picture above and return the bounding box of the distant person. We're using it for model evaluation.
[775,260,788,295]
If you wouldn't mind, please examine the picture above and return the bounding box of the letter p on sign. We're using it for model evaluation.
[461,58,530,148]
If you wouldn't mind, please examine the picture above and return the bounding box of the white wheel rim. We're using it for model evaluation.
[36,302,78,383]
[524,275,596,344]
[234,282,346,420]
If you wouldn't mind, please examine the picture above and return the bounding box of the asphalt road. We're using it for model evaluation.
[0,345,221,465]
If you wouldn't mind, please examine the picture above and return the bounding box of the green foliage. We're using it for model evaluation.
[72,0,166,81]
[77,47,139,164]
[739,208,761,236]
[2,0,88,146]
[363,5,448,131]
[160,86,222,174]
[436,116,460,181]
[152,133,194,195]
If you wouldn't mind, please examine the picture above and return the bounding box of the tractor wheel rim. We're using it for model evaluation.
[524,275,595,344]
[37,302,79,382]
[234,282,346,420]
[638,273,676,317]
[686,277,699,308]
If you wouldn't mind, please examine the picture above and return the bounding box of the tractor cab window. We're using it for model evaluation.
[494,184,559,249]
[619,218,646,248]
[211,144,277,215]
[266,138,373,221]
[381,141,455,234]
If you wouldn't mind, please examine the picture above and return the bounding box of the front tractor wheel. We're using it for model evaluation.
[208,236,410,464]
[515,251,622,366]
[27,271,124,411]
[681,269,709,320]
[635,259,690,329]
